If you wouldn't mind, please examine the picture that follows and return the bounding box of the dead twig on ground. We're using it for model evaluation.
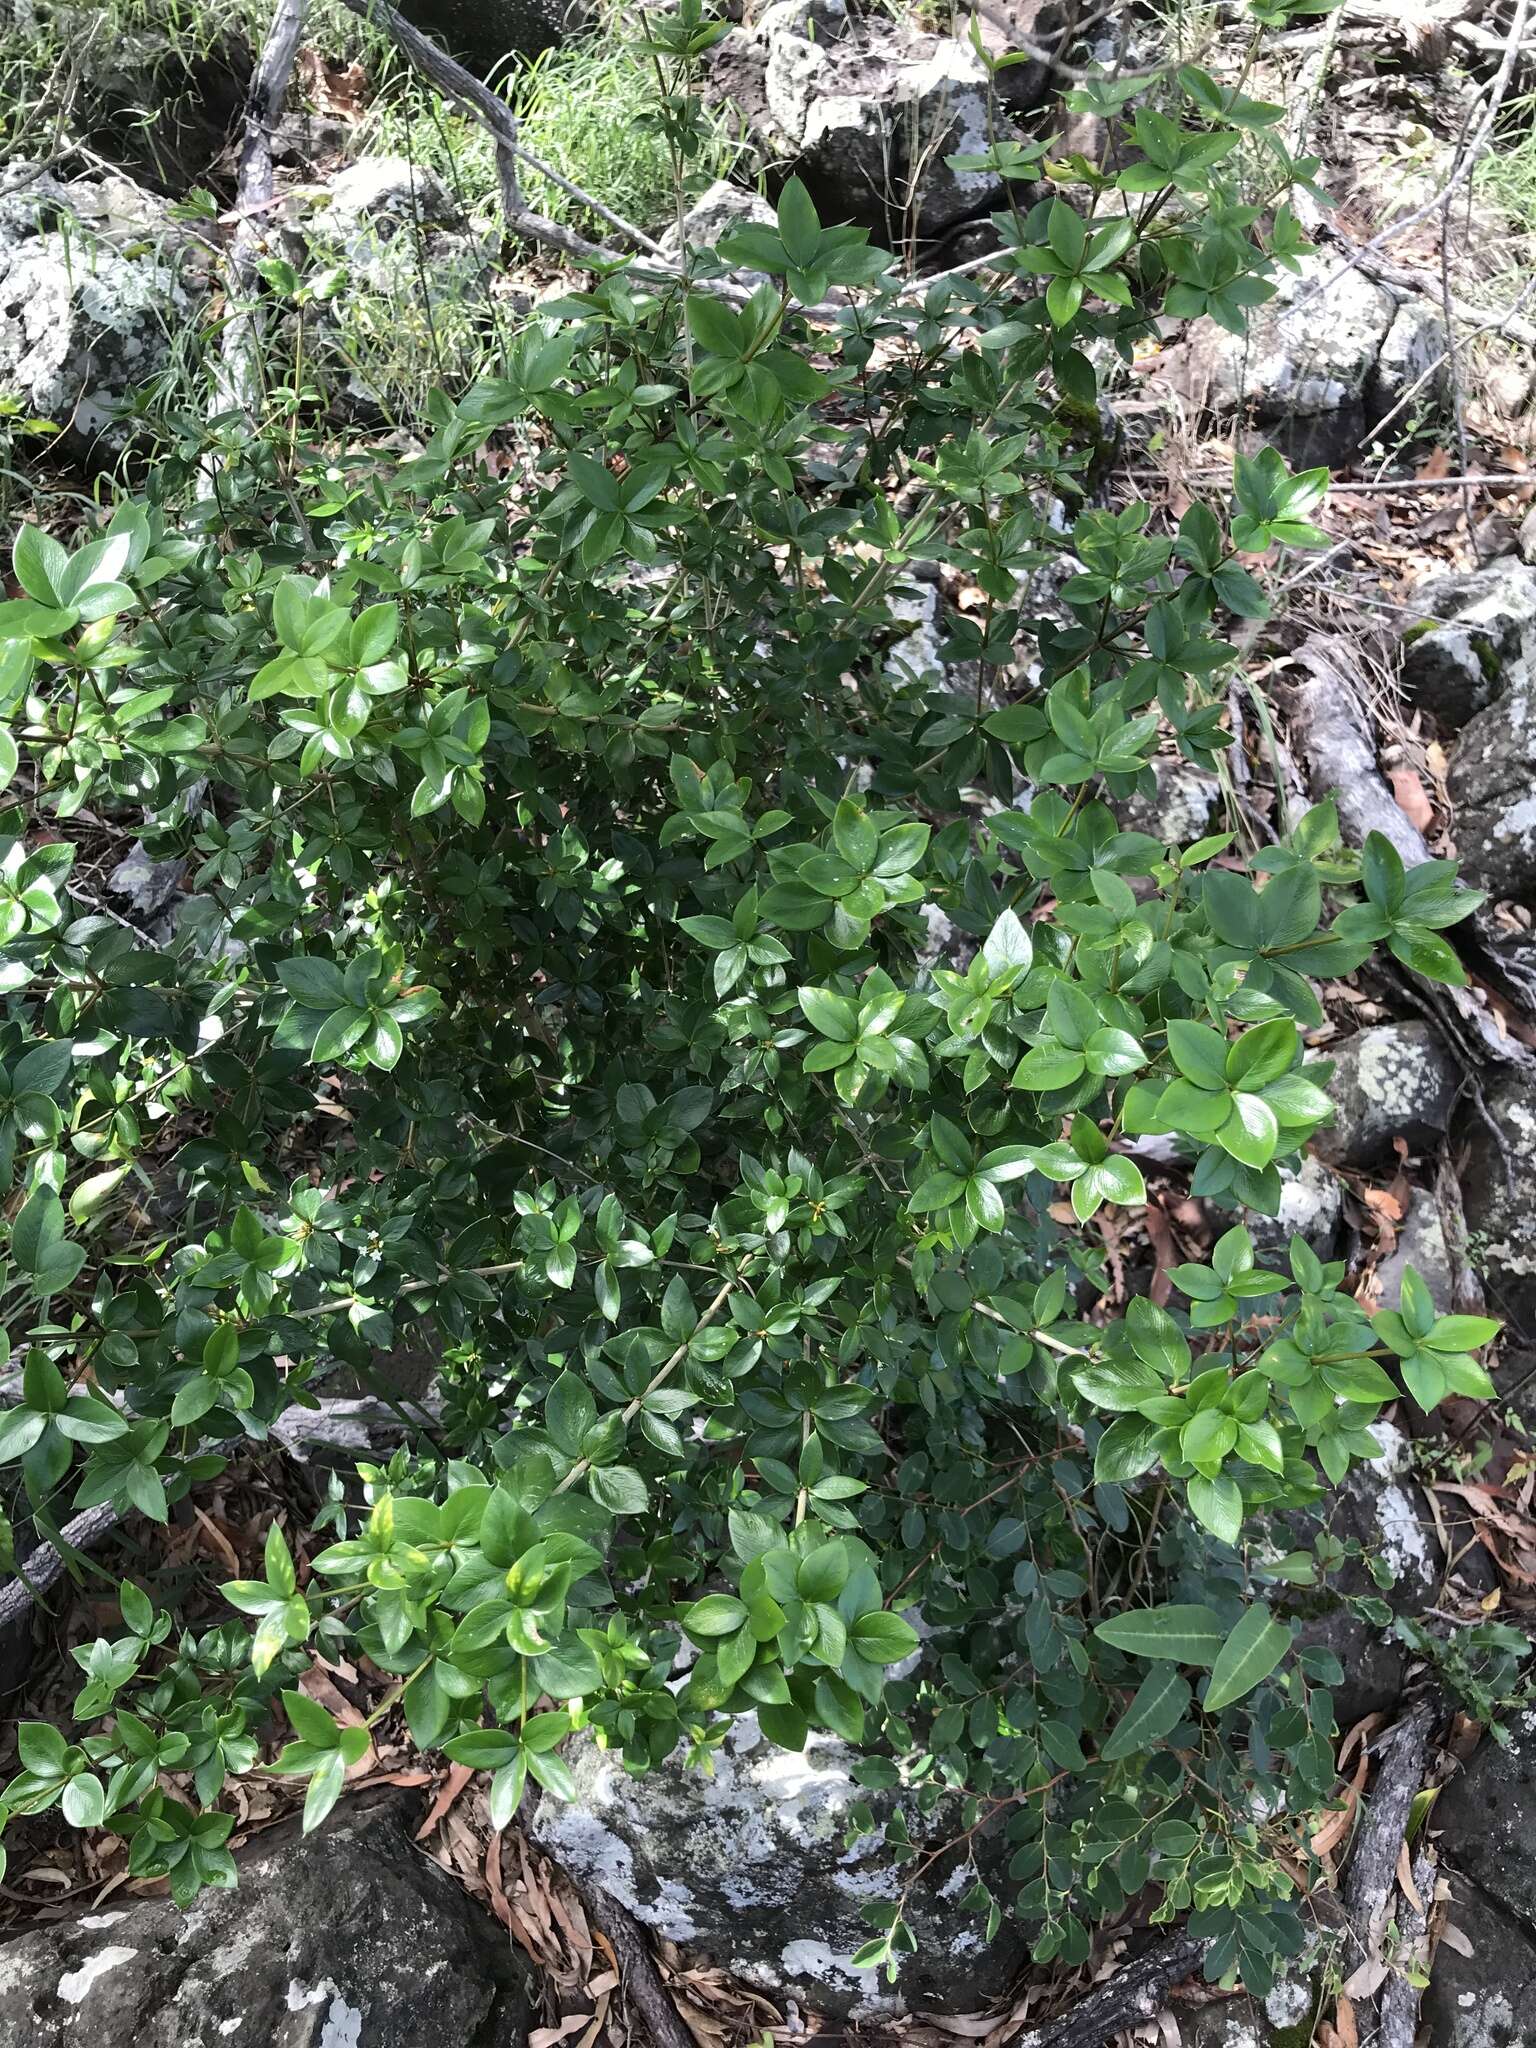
[571,1879,699,2048]
[1000,1935,1210,2048]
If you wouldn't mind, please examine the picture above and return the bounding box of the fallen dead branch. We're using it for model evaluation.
[1341,1702,1436,2010]
[335,0,681,278]
[1280,635,1430,867]
[0,1395,435,1642]
[1378,1847,1436,2048]
[570,1877,699,2048]
[1001,1934,1209,2048]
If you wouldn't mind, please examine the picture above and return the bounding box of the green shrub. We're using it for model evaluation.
[0,0,1493,1996]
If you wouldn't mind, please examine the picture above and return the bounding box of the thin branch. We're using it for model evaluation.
[213,0,308,424]
[336,0,669,260]
[1293,0,1534,317]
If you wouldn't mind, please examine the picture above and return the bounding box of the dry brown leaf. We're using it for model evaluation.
[1311,1745,1371,1859]
[1340,1956,1389,2002]
[191,1505,241,1576]
[1398,1842,1425,1916]
[414,1762,475,1841]
[1144,1199,1177,1308]
[1389,767,1435,832]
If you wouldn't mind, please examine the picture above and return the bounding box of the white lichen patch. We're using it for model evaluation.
[58,1946,138,2003]
[1366,1423,1433,1583]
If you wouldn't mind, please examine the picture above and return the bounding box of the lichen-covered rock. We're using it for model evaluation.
[1448,664,1536,904]
[714,23,1012,239]
[1423,1869,1536,2048]
[1277,1422,1441,1725]
[0,165,198,457]
[529,1715,1028,2016]
[1459,1068,1536,1329]
[1310,1022,1460,1170]
[1437,1713,1536,1928]
[1246,1155,1344,1264]
[1172,255,1401,465]
[0,1794,536,2046]
[1401,557,1536,731]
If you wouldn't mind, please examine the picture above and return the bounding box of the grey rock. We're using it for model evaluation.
[0,1793,536,2046]
[884,575,944,684]
[395,0,589,78]
[891,41,1003,237]
[657,180,778,292]
[1372,298,1449,429]
[754,0,851,41]
[1178,1994,1275,2048]
[1437,1714,1536,1929]
[53,11,250,194]
[732,25,1013,238]
[704,29,774,138]
[0,166,197,457]
[1374,1181,1482,1319]
[1277,1421,1443,1725]
[1423,1869,1536,2048]
[765,31,832,144]
[1460,1067,1536,1339]
[1118,756,1222,847]
[1176,1905,1342,2047]
[318,157,463,240]
[1311,1022,1460,1170]
[529,1714,1028,2017]
[1520,499,1536,567]
[1401,556,1536,730]
[1178,255,1399,465]
[660,180,776,274]
[963,0,1061,115]
[1448,657,1536,904]
[1247,1155,1344,1264]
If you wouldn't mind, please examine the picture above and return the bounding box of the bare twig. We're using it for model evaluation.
[1295,0,1534,316]
[337,0,669,260]
[213,0,308,425]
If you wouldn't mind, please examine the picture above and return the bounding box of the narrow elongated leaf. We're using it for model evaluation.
[1203,1603,1291,1713]
[1102,1668,1191,1760]
[1093,1603,1226,1666]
